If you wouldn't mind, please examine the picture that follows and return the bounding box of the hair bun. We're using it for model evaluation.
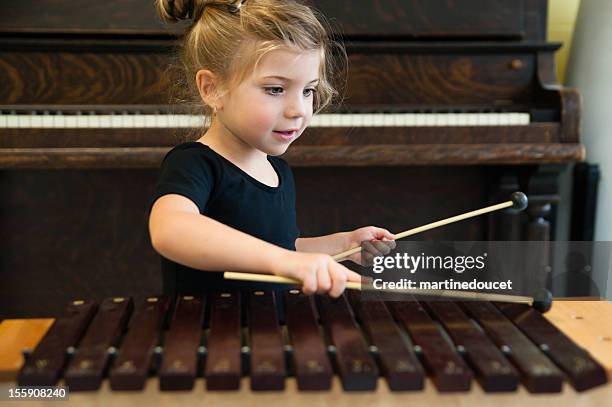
[156,0,199,23]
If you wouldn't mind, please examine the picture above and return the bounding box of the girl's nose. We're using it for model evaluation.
[285,93,307,118]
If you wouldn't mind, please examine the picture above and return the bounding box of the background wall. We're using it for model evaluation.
[556,0,612,298]
[548,0,582,84]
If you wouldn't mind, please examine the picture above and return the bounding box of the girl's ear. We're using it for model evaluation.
[196,69,224,110]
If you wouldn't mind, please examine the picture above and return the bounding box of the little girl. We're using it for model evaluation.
[149,0,395,299]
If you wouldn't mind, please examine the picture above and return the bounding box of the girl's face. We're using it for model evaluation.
[216,47,321,156]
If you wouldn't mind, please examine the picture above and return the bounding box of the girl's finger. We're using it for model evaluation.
[361,251,374,267]
[301,273,317,295]
[329,263,348,298]
[371,240,392,255]
[339,265,363,283]
[362,240,383,257]
[316,268,332,294]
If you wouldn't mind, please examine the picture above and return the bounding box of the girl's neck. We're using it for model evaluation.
[197,117,267,169]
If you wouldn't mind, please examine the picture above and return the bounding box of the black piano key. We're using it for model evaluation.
[205,291,242,390]
[497,302,608,391]
[387,300,473,392]
[462,301,564,393]
[109,296,170,391]
[318,294,378,391]
[284,290,333,391]
[248,290,286,391]
[158,295,204,391]
[17,300,97,386]
[348,291,425,391]
[425,301,518,392]
[64,297,133,391]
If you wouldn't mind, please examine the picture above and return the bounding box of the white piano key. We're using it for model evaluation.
[508,113,518,125]
[142,114,157,128]
[335,113,348,127]
[353,113,365,127]
[415,114,426,126]
[424,114,436,127]
[41,115,54,128]
[318,113,331,126]
[181,115,191,127]
[167,114,179,128]
[319,113,331,127]
[388,114,400,126]
[64,115,77,128]
[380,114,392,126]
[466,114,476,126]
[18,115,30,128]
[181,115,192,127]
[456,114,468,126]
[519,113,530,125]
[498,114,509,126]
[0,114,6,128]
[340,114,352,127]
[75,115,89,128]
[133,115,146,128]
[490,113,502,126]
[404,113,416,126]
[156,114,169,128]
[371,114,384,126]
[174,115,185,127]
[30,115,43,128]
[98,115,111,128]
[88,114,100,128]
[53,114,65,128]
[309,115,321,126]
[434,113,454,127]
[189,115,203,127]
[6,115,19,128]
[114,114,124,128]
[447,113,458,126]
[322,113,334,126]
[124,114,136,128]
[358,113,371,126]
[476,114,489,126]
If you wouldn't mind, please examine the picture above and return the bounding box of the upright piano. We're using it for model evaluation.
[0,0,583,317]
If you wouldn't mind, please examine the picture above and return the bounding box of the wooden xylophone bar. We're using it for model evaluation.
[16,290,609,394]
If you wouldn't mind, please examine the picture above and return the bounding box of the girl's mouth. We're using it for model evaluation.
[273,130,297,140]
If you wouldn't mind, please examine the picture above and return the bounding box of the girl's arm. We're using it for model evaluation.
[295,233,350,256]
[150,194,290,273]
[296,227,397,264]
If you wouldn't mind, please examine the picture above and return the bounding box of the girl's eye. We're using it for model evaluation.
[304,88,316,97]
[265,87,284,95]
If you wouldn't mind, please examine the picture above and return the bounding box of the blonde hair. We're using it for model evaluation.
[156,0,347,129]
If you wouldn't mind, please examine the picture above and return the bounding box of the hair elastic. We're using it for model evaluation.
[228,0,246,13]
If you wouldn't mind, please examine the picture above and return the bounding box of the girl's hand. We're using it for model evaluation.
[344,226,396,266]
[273,251,363,298]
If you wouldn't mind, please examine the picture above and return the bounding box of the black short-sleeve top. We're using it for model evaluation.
[148,141,300,296]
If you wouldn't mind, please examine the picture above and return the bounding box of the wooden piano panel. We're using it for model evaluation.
[0,170,162,318]
[0,0,541,40]
[0,0,189,35]
[0,51,537,108]
[0,51,171,105]
[345,53,537,107]
[309,0,526,39]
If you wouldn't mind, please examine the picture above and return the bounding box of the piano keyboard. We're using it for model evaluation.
[0,112,530,128]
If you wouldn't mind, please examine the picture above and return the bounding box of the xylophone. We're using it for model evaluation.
[4,290,612,405]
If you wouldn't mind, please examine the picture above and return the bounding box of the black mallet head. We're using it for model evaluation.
[511,191,528,211]
[532,288,553,313]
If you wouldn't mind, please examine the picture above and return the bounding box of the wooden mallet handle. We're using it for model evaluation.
[332,191,528,262]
